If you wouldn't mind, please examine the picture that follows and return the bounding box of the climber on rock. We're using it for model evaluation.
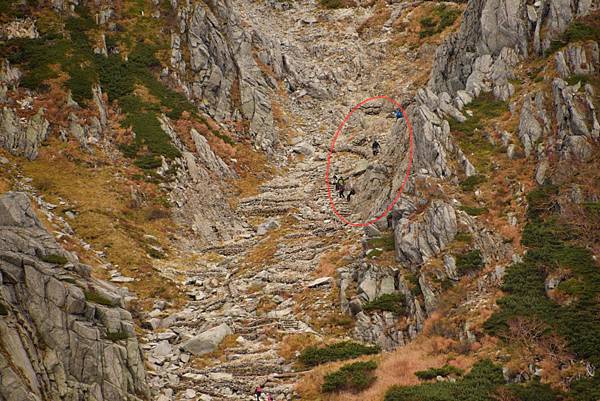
[395,108,404,120]
[372,138,381,156]
[346,182,356,202]
[338,177,346,199]
[333,174,340,192]
[255,385,263,401]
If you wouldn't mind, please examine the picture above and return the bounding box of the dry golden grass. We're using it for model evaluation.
[17,140,184,309]
[279,333,321,361]
[241,215,296,269]
[315,243,356,277]
[228,144,275,202]
[357,0,391,37]
[296,336,475,401]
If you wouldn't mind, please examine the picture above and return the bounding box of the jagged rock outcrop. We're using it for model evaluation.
[339,260,443,350]
[0,60,21,89]
[395,200,458,267]
[0,192,149,401]
[428,0,594,96]
[170,0,289,152]
[0,107,49,160]
[0,18,39,40]
[555,41,599,78]
[518,91,550,156]
[553,79,599,161]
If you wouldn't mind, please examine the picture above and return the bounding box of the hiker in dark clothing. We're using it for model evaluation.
[347,187,356,202]
[255,386,263,401]
[333,175,340,192]
[372,139,381,156]
[387,212,393,229]
[337,177,346,198]
[395,109,404,120]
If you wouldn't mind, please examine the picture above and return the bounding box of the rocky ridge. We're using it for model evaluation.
[0,192,149,401]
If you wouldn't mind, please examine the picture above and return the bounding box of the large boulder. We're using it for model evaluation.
[180,323,233,356]
[395,201,458,266]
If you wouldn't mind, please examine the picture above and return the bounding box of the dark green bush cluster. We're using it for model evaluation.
[363,293,405,315]
[547,18,600,53]
[459,205,488,216]
[415,364,464,381]
[525,184,559,219]
[106,329,129,342]
[460,175,486,192]
[319,0,350,9]
[485,186,600,371]
[0,302,8,316]
[84,290,115,307]
[419,5,461,38]
[455,250,483,275]
[450,93,507,135]
[386,359,561,401]
[1,8,212,168]
[299,341,380,367]
[41,254,68,265]
[322,360,377,393]
[3,37,69,92]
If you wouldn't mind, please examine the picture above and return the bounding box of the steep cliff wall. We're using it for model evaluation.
[0,192,149,401]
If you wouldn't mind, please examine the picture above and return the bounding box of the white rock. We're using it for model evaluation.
[307,277,332,288]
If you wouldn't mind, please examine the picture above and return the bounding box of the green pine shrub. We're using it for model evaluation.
[322,360,377,393]
[363,293,405,315]
[41,254,68,265]
[415,364,464,381]
[299,342,380,367]
[455,250,483,275]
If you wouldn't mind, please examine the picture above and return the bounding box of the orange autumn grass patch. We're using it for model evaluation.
[296,334,475,401]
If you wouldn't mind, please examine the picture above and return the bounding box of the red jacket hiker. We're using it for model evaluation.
[255,386,262,401]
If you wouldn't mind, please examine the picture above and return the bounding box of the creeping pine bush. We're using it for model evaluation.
[322,360,377,393]
[415,364,464,381]
[363,293,405,315]
[459,205,488,216]
[41,254,68,265]
[419,5,461,38]
[484,184,600,400]
[1,9,207,168]
[106,329,129,342]
[84,290,115,307]
[455,250,483,275]
[299,342,380,367]
[460,175,486,192]
[385,360,560,401]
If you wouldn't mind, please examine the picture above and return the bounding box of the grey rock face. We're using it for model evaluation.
[555,41,599,78]
[518,92,550,156]
[180,323,233,356]
[553,79,598,161]
[191,128,235,177]
[172,0,281,152]
[0,192,149,401]
[395,201,458,266]
[428,0,593,96]
[0,107,49,160]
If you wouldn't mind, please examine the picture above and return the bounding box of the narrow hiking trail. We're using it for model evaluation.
[145,2,431,400]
